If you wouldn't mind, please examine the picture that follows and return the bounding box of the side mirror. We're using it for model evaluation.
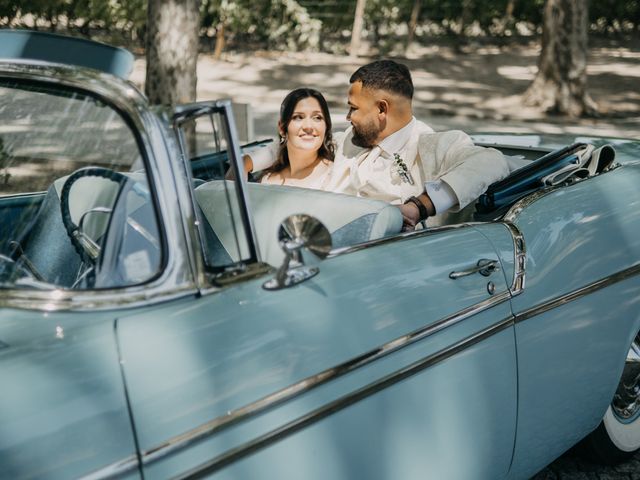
[263,214,331,290]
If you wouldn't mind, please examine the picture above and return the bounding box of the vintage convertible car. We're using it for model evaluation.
[0,31,639,480]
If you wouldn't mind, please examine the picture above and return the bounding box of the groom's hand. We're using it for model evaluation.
[399,192,436,231]
[399,203,420,231]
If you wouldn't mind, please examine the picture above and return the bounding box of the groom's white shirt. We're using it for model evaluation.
[252,119,509,226]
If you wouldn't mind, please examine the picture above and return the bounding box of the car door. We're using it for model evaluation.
[115,103,520,480]
[117,222,519,480]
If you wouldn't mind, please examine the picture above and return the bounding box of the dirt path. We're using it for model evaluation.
[131,38,640,140]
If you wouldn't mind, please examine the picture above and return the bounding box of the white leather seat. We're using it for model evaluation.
[194,181,403,266]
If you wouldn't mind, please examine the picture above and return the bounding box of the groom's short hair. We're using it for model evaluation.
[350,60,413,100]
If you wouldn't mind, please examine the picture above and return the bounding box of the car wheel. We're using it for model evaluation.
[583,331,640,464]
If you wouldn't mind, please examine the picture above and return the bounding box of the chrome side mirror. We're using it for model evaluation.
[263,214,331,290]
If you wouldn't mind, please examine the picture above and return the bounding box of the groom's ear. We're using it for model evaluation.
[377,99,389,116]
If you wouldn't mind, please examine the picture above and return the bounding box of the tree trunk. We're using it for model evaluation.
[213,22,225,59]
[505,0,516,19]
[457,0,473,49]
[145,0,199,107]
[504,0,516,31]
[350,0,367,57]
[460,0,472,33]
[406,0,421,50]
[523,0,597,117]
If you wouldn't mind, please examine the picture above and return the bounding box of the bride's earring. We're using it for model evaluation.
[280,133,287,145]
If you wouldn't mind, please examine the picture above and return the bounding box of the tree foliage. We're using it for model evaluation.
[1,0,639,51]
[201,0,321,52]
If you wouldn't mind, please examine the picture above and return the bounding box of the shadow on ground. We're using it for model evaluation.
[131,37,640,139]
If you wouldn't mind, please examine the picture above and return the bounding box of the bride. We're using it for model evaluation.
[246,88,335,189]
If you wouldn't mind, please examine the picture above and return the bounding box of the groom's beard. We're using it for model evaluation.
[351,120,381,148]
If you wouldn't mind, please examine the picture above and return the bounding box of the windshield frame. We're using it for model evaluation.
[0,60,197,311]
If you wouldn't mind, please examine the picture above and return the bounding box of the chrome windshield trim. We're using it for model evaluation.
[173,317,514,479]
[140,289,511,467]
[0,62,197,310]
[515,262,640,323]
[503,222,526,295]
[77,455,139,480]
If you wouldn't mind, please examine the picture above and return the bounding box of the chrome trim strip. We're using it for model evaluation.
[503,222,526,295]
[515,262,640,323]
[140,289,511,466]
[503,187,555,223]
[0,190,46,200]
[174,317,514,479]
[0,284,196,312]
[77,455,139,480]
[328,223,475,258]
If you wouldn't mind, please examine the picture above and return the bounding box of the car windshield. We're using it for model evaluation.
[0,79,161,290]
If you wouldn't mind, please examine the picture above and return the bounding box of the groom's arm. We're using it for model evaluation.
[430,130,509,210]
[399,130,509,230]
[246,141,279,172]
[225,142,278,180]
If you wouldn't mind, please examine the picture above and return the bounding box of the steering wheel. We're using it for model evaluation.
[60,167,152,267]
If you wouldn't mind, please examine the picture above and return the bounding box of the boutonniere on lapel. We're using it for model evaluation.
[391,153,414,185]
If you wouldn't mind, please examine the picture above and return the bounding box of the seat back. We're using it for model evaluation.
[13,172,157,288]
[15,184,83,286]
[194,181,403,266]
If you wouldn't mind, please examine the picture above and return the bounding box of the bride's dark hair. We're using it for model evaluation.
[267,88,335,174]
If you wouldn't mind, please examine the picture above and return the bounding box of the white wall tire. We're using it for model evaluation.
[602,406,640,452]
[583,333,640,464]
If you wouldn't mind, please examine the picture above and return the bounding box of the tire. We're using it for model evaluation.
[582,332,640,465]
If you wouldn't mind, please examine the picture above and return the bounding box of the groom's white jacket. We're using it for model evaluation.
[324,120,509,226]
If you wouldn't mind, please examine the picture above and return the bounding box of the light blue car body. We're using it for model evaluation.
[0,32,639,480]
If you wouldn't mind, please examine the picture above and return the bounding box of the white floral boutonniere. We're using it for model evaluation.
[392,153,414,185]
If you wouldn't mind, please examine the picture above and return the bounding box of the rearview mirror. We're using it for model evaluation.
[263,214,331,290]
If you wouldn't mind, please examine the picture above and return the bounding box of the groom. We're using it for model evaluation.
[251,60,510,229]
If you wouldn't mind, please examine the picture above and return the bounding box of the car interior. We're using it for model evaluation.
[0,117,615,290]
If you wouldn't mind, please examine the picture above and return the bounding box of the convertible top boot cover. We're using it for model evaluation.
[0,30,134,79]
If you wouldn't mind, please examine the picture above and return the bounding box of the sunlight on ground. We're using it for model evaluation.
[598,48,640,59]
[588,63,640,77]
[131,42,640,139]
[497,65,536,81]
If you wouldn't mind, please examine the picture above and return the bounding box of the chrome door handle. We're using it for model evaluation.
[449,259,500,280]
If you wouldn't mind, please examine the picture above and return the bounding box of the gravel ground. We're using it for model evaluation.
[533,446,640,479]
